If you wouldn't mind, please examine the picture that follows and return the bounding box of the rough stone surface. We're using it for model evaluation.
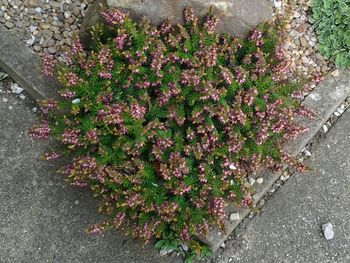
[80,0,272,45]
[286,70,350,156]
[0,24,60,100]
[207,108,350,263]
[0,82,180,263]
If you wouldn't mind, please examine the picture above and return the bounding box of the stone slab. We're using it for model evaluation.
[0,24,60,101]
[80,0,272,46]
[286,70,350,156]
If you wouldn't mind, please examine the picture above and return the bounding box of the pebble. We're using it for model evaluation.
[322,124,328,133]
[322,222,334,240]
[10,83,24,94]
[331,69,340,77]
[8,105,13,110]
[303,148,312,156]
[337,107,344,115]
[230,213,240,221]
[256,177,264,184]
[5,21,14,28]
[32,106,37,113]
[299,36,308,47]
[280,174,290,182]
[19,94,25,100]
[26,35,35,46]
[2,97,8,103]
[74,199,79,205]
[248,177,256,185]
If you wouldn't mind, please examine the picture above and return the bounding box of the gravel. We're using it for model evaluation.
[0,0,94,56]
[271,0,331,78]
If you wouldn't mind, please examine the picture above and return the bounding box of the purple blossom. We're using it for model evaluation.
[113,34,128,49]
[102,9,127,26]
[43,151,60,160]
[203,14,219,34]
[42,54,55,77]
[29,122,50,139]
[62,128,80,146]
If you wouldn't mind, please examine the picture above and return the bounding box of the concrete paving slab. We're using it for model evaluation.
[0,90,178,262]
[208,109,350,263]
[0,24,60,100]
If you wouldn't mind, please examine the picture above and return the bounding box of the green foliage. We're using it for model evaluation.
[31,8,313,262]
[311,0,350,67]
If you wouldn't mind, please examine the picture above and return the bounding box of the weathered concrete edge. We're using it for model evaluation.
[0,24,60,101]
[202,70,350,252]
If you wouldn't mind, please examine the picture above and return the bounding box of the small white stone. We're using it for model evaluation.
[74,200,79,205]
[229,164,237,170]
[26,35,35,46]
[274,0,282,8]
[220,242,226,248]
[322,222,334,240]
[10,83,24,94]
[72,98,81,104]
[32,107,37,113]
[230,213,240,221]
[29,25,37,32]
[331,69,339,77]
[35,7,42,13]
[19,94,26,100]
[8,105,13,110]
[322,125,328,133]
[334,111,340,117]
[64,11,71,19]
[337,108,344,115]
[248,177,256,185]
[256,177,264,184]
[303,149,312,157]
[2,97,8,103]
[280,174,289,182]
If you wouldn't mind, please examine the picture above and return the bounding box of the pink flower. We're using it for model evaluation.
[66,72,79,86]
[29,122,50,139]
[43,151,60,160]
[42,54,55,77]
[98,72,112,79]
[62,128,80,145]
[102,9,127,26]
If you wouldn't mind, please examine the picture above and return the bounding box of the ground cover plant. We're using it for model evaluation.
[311,0,350,68]
[30,8,318,261]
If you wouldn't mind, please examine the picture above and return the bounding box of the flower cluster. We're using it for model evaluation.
[42,54,55,77]
[31,8,313,257]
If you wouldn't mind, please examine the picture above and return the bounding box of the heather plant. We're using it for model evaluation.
[310,0,350,68]
[30,8,318,261]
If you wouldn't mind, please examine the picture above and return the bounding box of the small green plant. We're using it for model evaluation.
[311,0,350,68]
[30,8,318,261]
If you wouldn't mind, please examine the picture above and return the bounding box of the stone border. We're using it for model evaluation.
[0,24,60,101]
[1,22,350,254]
